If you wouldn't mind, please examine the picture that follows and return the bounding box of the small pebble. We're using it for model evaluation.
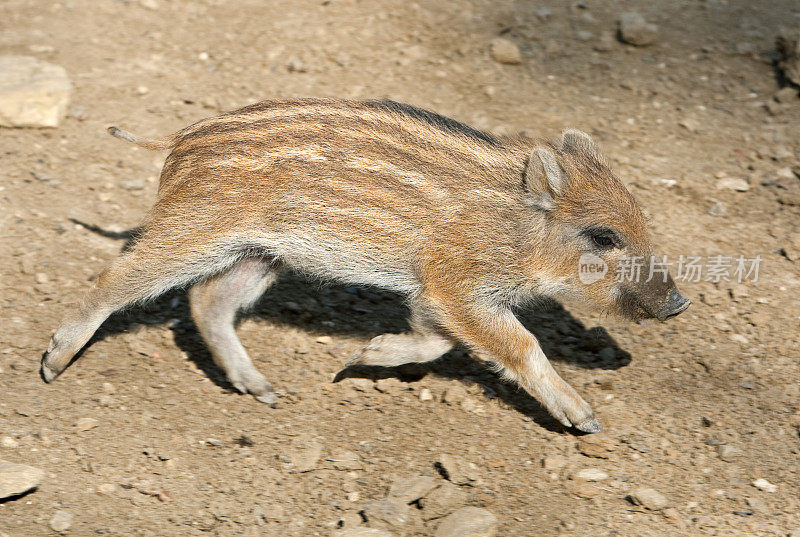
[434,506,498,537]
[574,468,609,482]
[542,455,568,471]
[717,444,738,462]
[752,478,777,493]
[97,483,116,495]
[75,418,99,432]
[628,487,668,510]
[49,510,73,533]
[490,38,521,65]
[618,12,658,46]
[0,436,19,448]
[716,177,750,192]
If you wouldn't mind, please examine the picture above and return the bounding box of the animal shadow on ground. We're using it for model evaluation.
[68,222,631,433]
[83,267,630,433]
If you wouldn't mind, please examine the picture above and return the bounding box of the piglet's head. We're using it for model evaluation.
[524,129,690,322]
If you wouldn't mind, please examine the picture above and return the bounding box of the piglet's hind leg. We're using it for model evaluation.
[189,257,281,406]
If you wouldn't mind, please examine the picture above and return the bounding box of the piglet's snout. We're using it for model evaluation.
[655,289,691,321]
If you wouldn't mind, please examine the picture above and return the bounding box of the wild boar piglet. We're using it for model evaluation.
[41,98,690,432]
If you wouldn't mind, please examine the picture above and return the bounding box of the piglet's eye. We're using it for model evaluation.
[591,233,615,249]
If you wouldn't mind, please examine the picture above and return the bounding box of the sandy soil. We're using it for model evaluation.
[1,0,799,536]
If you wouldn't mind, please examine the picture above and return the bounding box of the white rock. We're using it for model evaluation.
[434,507,498,537]
[419,388,433,401]
[716,177,750,192]
[49,510,73,533]
[574,468,609,482]
[0,460,44,499]
[0,56,72,128]
[752,478,777,493]
[777,167,796,180]
[1,436,19,448]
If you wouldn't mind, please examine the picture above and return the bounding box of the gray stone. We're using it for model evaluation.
[419,481,468,520]
[490,38,521,65]
[49,510,73,533]
[388,475,438,504]
[0,459,44,499]
[434,507,498,537]
[362,497,410,527]
[0,56,72,128]
[618,12,658,46]
[120,179,146,191]
[628,487,668,510]
[708,201,727,217]
[436,453,479,485]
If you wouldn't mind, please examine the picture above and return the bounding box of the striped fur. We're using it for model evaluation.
[44,98,688,433]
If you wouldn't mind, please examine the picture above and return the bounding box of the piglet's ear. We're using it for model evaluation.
[561,129,599,156]
[524,148,568,210]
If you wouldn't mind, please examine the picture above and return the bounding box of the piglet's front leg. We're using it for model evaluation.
[432,298,601,433]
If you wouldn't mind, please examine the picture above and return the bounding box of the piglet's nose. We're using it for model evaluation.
[656,289,691,322]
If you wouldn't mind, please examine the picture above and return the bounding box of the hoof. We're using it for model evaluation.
[575,417,603,434]
[40,355,61,384]
[254,390,278,408]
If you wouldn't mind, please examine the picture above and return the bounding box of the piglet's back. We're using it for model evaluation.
[149,99,532,288]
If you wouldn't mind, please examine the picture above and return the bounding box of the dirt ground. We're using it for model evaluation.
[1,0,799,536]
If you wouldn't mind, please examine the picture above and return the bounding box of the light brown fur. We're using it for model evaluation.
[41,98,689,432]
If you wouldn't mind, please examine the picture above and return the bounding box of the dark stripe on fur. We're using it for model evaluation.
[362,99,499,147]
